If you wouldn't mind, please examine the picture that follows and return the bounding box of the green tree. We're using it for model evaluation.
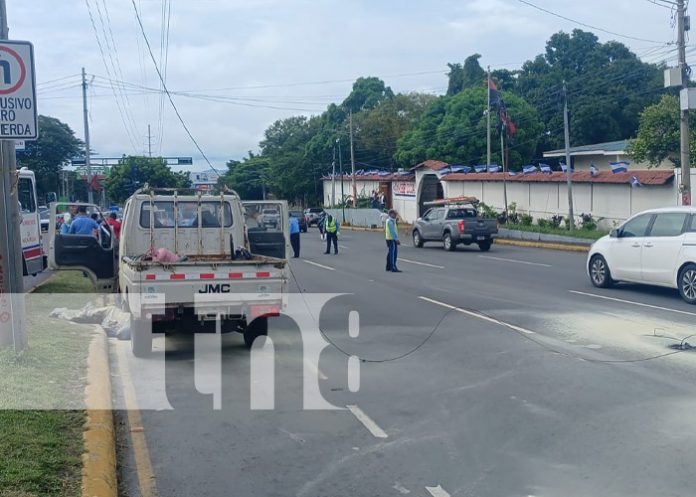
[105,156,190,203]
[218,154,271,200]
[352,92,437,169]
[446,54,486,96]
[342,77,394,113]
[395,87,542,168]
[18,115,83,201]
[627,94,694,168]
[515,30,662,151]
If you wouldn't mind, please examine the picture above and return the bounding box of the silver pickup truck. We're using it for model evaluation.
[412,199,498,252]
[48,189,289,356]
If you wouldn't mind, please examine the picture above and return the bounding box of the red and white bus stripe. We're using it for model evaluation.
[144,271,278,281]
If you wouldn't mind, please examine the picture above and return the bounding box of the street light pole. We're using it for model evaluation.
[331,143,336,208]
[0,0,27,351]
[82,67,93,204]
[678,0,691,205]
[337,138,345,222]
[563,81,575,230]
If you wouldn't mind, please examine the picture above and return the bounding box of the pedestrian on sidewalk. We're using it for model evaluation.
[324,214,339,254]
[289,212,301,258]
[385,209,401,272]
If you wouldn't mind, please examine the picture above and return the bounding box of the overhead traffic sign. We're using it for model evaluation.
[0,41,37,139]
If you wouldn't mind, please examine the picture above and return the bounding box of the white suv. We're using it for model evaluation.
[587,207,696,304]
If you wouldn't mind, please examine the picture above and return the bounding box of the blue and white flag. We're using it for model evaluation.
[378,171,391,176]
[522,164,537,175]
[590,164,599,177]
[474,165,487,173]
[354,169,364,176]
[631,175,642,187]
[487,165,501,173]
[437,167,452,178]
[610,161,629,174]
[539,163,552,173]
[450,165,471,173]
[508,171,518,176]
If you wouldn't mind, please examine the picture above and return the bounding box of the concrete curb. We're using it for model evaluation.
[494,238,590,252]
[82,331,117,497]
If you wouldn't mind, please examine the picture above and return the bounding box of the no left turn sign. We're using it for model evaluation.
[0,41,37,139]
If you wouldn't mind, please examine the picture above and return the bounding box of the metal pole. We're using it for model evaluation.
[487,66,491,167]
[147,123,152,157]
[501,132,508,215]
[337,138,345,222]
[563,81,575,230]
[0,0,27,351]
[82,67,93,204]
[349,111,357,208]
[331,144,336,208]
[678,0,691,205]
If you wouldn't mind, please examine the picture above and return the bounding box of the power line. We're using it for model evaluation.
[517,0,673,44]
[130,0,218,171]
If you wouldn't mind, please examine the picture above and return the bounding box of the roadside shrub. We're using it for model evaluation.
[537,218,552,229]
[580,213,597,231]
[519,213,534,226]
[478,201,498,219]
[551,214,564,227]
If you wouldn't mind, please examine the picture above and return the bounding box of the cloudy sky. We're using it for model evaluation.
[12,0,685,171]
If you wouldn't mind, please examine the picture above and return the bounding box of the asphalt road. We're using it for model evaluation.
[113,229,696,497]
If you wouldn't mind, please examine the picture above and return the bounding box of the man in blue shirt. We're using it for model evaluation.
[289,213,301,258]
[69,206,100,236]
[385,209,401,272]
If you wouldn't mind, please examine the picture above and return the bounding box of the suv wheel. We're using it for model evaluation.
[678,263,696,304]
[413,230,424,248]
[443,232,455,251]
[589,255,613,288]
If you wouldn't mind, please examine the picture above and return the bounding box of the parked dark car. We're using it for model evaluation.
[290,210,307,232]
[304,207,325,227]
[412,200,498,251]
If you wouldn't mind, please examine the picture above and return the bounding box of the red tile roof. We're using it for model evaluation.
[321,173,414,181]
[411,160,450,172]
[440,170,674,186]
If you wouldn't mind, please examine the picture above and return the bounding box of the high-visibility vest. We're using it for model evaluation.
[385,218,393,240]
[325,217,337,233]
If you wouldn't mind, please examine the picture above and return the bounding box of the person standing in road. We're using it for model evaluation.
[107,212,122,241]
[69,205,100,237]
[385,209,401,272]
[323,214,339,254]
[289,212,301,258]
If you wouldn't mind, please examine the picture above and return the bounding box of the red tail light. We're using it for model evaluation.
[458,220,465,233]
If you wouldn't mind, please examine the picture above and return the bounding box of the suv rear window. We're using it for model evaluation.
[140,201,233,229]
[446,208,477,219]
[308,208,323,213]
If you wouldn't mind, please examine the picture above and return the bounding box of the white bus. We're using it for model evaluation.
[17,167,46,276]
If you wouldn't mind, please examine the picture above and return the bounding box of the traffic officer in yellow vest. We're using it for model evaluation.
[385,209,401,272]
[323,214,340,254]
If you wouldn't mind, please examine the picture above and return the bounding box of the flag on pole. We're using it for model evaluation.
[488,78,517,138]
[590,164,599,177]
[474,165,487,173]
[560,163,574,173]
[508,171,518,176]
[631,175,642,187]
[539,163,552,173]
[487,165,501,173]
[610,161,629,174]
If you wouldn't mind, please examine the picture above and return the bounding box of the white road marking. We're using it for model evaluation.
[419,296,536,334]
[339,244,350,250]
[393,482,411,494]
[303,358,328,380]
[346,405,388,439]
[399,258,444,269]
[479,255,552,267]
[303,259,336,271]
[425,485,451,497]
[569,290,696,317]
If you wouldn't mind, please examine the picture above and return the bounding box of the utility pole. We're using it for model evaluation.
[337,138,345,222]
[147,124,153,157]
[331,143,336,207]
[500,132,508,215]
[82,67,93,204]
[678,0,691,205]
[349,111,357,208]
[563,81,575,230]
[0,0,27,351]
[487,66,492,167]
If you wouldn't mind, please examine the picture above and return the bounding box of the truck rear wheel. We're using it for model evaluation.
[131,316,153,357]
[243,316,268,348]
[478,241,492,252]
[443,232,456,251]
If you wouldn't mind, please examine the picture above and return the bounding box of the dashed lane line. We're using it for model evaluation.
[346,404,388,439]
[569,290,696,317]
[478,255,552,267]
[303,259,336,271]
[399,258,445,269]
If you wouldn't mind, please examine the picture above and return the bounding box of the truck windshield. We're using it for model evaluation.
[140,201,233,228]
[18,177,36,213]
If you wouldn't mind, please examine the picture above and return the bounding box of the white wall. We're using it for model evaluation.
[392,195,417,222]
[322,179,380,206]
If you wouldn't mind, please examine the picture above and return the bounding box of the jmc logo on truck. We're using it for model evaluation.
[0,41,37,139]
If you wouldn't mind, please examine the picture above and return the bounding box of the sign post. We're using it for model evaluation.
[0,31,37,349]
